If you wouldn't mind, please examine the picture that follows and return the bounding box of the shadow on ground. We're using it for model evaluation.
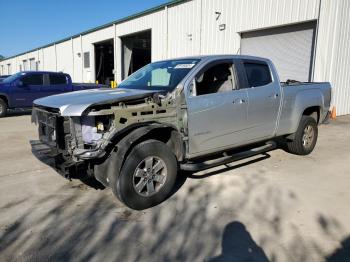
[209,221,269,262]
[1,150,348,261]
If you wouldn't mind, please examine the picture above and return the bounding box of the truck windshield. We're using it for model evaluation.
[2,72,23,83]
[118,59,200,92]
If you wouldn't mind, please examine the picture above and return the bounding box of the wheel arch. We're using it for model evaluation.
[0,93,9,107]
[94,123,184,187]
[285,107,320,141]
[302,106,320,124]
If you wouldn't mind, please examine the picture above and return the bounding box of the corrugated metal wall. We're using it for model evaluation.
[314,0,350,116]
[56,41,73,74]
[167,0,201,58]
[0,0,349,115]
[200,0,319,55]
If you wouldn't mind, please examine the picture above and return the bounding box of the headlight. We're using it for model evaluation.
[81,116,103,144]
[96,121,105,132]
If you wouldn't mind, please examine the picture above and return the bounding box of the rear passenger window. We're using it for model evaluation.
[49,74,67,85]
[244,62,272,87]
[22,74,43,85]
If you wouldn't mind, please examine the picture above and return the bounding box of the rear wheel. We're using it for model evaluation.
[112,139,178,210]
[286,116,318,155]
[0,99,7,118]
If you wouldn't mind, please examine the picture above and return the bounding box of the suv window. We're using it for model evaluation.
[49,74,67,85]
[195,63,235,96]
[22,74,43,85]
[243,62,272,87]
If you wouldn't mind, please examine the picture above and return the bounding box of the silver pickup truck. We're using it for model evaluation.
[31,55,331,210]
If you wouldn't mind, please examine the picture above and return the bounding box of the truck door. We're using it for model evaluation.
[40,73,68,97]
[241,59,281,140]
[186,60,249,155]
[11,73,43,108]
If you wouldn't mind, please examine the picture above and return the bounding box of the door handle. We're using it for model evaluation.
[233,98,246,104]
[269,93,279,99]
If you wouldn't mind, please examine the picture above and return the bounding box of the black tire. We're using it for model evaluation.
[0,98,7,118]
[287,116,318,155]
[113,139,178,210]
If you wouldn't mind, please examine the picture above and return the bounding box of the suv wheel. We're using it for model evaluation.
[287,116,318,155]
[113,139,178,210]
[0,99,7,118]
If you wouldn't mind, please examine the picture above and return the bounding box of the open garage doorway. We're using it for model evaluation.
[94,39,114,85]
[121,30,151,79]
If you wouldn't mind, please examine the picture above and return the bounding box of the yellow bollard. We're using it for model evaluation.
[110,81,117,88]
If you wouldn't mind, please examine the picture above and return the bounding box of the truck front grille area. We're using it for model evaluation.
[36,110,69,150]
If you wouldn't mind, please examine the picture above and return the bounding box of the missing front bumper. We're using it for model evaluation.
[30,140,86,179]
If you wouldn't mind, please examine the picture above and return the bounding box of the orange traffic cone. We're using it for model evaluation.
[331,106,336,120]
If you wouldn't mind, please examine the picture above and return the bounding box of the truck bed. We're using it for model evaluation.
[277,81,332,136]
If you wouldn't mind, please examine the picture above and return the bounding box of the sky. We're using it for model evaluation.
[0,0,169,57]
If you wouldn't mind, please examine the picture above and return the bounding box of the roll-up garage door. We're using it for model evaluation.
[241,21,316,82]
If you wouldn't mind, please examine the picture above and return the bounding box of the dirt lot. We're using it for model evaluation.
[0,113,350,261]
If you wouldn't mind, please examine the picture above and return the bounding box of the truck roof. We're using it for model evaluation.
[20,71,68,75]
[160,54,272,63]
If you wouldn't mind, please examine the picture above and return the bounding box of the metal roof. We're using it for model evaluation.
[3,0,186,60]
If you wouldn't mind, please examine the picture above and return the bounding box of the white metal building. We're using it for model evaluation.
[0,0,349,115]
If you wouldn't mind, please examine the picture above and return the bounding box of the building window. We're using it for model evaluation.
[7,64,11,75]
[1,65,3,75]
[83,52,90,68]
[30,58,36,71]
[23,60,28,71]
[19,65,22,72]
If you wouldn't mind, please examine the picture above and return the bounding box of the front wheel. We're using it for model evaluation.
[113,139,178,210]
[286,116,318,155]
[0,99,7,118]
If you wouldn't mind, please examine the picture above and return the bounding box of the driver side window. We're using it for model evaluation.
[21,74,43,86]
[194,62,236,96]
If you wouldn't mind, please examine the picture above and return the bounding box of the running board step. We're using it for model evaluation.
[180,142,277,172]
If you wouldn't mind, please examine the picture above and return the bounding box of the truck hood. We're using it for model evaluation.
[34,88,160,116]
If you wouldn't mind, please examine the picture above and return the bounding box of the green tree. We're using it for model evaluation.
[0,55,5,61]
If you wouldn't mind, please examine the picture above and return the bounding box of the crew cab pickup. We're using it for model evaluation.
[0,71,104,117]
[31,55,331,210]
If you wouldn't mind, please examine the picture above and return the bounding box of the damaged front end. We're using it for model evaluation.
[31,93,181,180]
[31,106,91,178]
